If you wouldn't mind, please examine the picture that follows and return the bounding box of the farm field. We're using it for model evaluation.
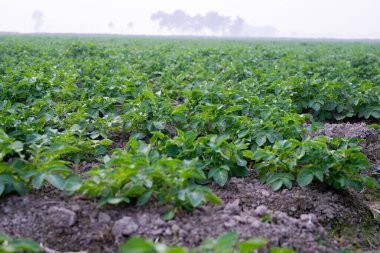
[0,35,380,253]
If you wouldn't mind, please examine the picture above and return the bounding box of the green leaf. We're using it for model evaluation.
[99,139,113,146]
[126,184,146,196]
[56,145,81,154]
[172,104,188,114]
[5,239,43,252]
[64,174,82,192]
[225,105,242,114]
[32,173,45,189]
[166,144,179,157]
[311,102,321,111]
[13,181,26,194]
[239,238,267,253]
[351,180,363,191]
[297,169,314,187]
[283,178,293,189]
[209,167,229,187]
[45,173,65,190]
[370,110,380,118]
[267,133,276,143]
[137,141,150,155]
[136,191,153,206]
[0,181,5,196]
[242,150,253,159]
[0,234,9,242]
[217,149,230,160]
[235,154,247,167]
[365,177,379,190]
[270,247,297,253]
[10,141,23,152]
[233,166,249,177]
[314,170,324,182]
[271,180,283,191]
[119,237,157,253]
[334,113,347,120]
[94,145,107,155]
[69,124,81,131]
[45,164,71,173]
[202,188,221,204]
[187,190,204,207]
[165,247,188,253]
[162,208,176,221]
[143,90,155,101]
[153,121,165,130]
[106,197,130,204]
[256,135,267,147]
[215,232,239,253]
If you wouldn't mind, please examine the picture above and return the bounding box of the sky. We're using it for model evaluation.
[0,0,379,39]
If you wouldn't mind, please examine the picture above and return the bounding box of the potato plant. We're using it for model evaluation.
[0,35,379,212]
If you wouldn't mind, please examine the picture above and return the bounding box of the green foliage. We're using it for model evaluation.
[372,165,380,177]
[80,137,221,211]
[0,127,83,196]
[254,137,371,190]
[0,234,42,253]
[0,36,378,210]
[119,232,296,253]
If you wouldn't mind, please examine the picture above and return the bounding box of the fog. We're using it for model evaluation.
[0,0,379,39]
[151,10,278,37]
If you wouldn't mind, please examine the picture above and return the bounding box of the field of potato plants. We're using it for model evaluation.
[0,35,379,253]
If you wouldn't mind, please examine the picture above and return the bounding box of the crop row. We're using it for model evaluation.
[0,36,379,213]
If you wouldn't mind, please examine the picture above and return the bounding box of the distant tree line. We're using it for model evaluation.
[151,10,278,37]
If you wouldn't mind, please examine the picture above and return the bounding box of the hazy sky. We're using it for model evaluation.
[0,0,379,38]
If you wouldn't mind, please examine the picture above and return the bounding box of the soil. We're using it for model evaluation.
[1,122,380,253]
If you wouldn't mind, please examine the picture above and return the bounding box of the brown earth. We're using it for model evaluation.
[1,122,379,253]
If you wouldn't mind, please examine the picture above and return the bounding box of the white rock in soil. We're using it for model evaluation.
[260,189,270,197]
[255,205,269,216]
[151,228,163,236]
[164,227,172,236]
[300,214,317,231]
[171,224,180,233]
[137,213,150,226]
[224,199,240,214]
[300,213,317,223]
[247,217,262,228]
[112,216,139,237]
[98,212,111,223]
[306,220,316,231]
[48,206,77,228]
[300,214,310,222]
[224,219,237,228]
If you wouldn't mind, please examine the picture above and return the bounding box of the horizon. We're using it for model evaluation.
[1,32,380,42]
